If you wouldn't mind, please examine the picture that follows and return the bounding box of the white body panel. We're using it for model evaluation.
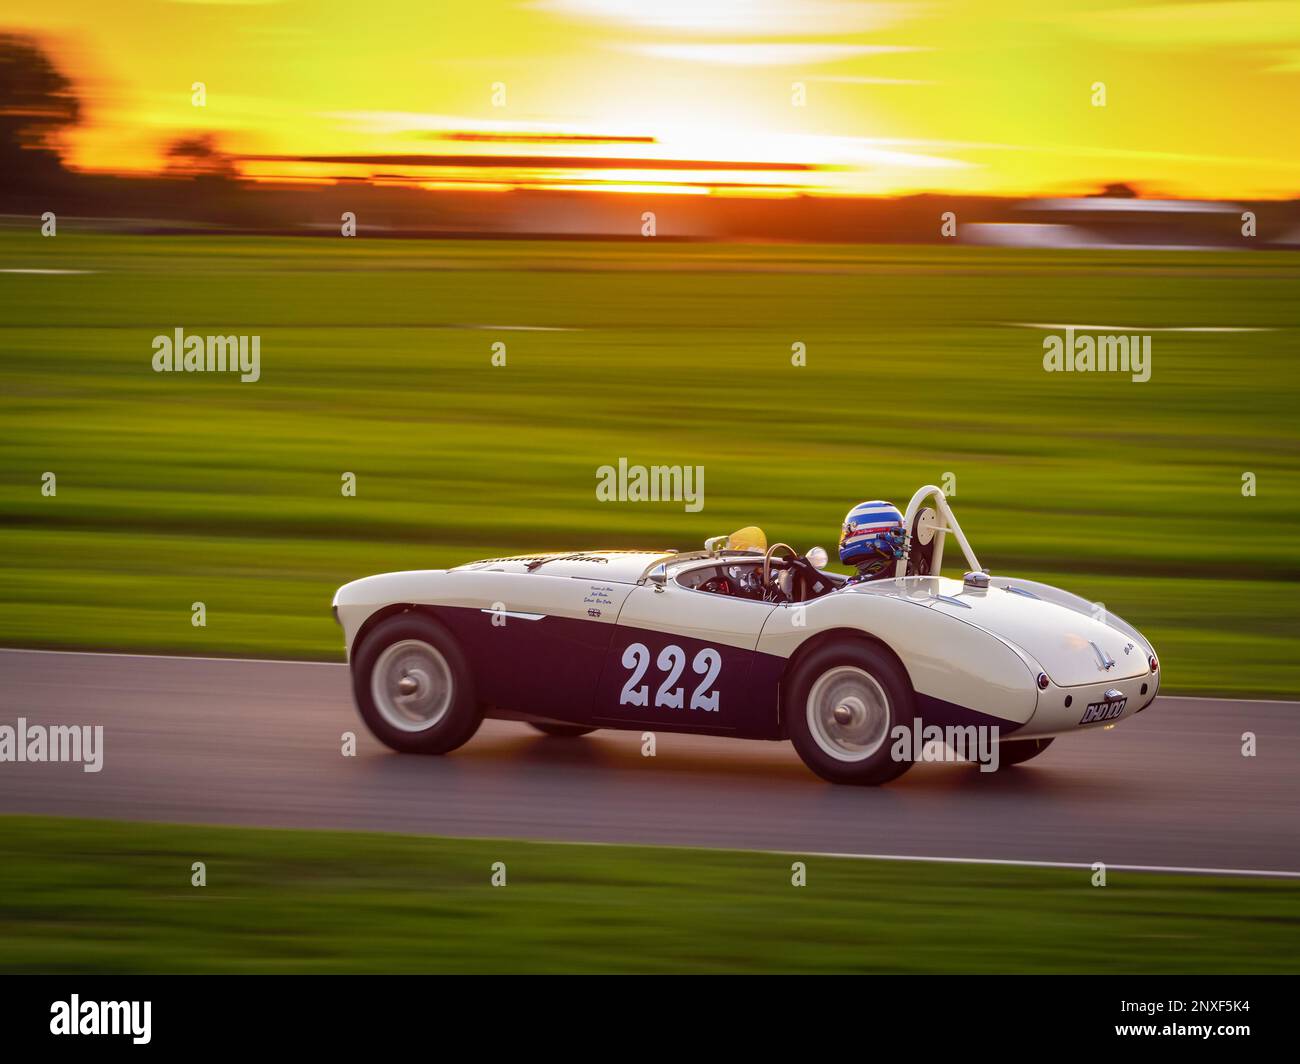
[333,567,637,654]
[620,585,777,652]
[757,581,1041,725]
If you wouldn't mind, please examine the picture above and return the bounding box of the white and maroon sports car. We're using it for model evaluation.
[332,485,1159,784]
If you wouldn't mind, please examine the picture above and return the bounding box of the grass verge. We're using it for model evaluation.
[1,815,1297,973]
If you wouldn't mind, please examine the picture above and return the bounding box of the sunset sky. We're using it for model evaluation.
[12,0,1300,197]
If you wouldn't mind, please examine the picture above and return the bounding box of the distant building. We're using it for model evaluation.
[963,196,1259,250]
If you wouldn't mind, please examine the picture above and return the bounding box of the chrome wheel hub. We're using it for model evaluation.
[371,639,453,732]
[807,666,891,762]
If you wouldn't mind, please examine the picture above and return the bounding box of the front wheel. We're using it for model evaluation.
[785,639,914,785]
[352,613,483,754]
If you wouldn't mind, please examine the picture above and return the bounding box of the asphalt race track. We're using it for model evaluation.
[1,648,1297,873]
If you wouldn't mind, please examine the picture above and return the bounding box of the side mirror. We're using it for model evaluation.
[806,546,828,569]
[648,563,668,591]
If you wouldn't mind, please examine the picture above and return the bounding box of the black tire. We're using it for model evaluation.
[991,736,1054,769]
[352,613,483,754]
[528,722,597,738]
[785,638,914,785]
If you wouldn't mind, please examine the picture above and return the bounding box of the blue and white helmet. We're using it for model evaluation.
[839,500,906,574]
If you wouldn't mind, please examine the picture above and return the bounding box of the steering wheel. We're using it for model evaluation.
[762,543,798,594]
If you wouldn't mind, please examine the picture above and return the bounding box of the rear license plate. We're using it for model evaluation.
[1080,697,1127,725]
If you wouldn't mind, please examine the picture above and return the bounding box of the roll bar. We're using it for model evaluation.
[894,484,983,578]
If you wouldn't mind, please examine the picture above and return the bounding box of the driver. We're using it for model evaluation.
[839,501,906,584]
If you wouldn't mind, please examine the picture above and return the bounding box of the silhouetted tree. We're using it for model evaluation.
[0,33,79,190]
[1094,182,1140,199]
[164,133,236,179]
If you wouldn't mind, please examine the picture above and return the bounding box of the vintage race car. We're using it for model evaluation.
[332,485,1159,784]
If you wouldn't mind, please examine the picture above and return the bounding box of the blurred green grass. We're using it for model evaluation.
[0,234,1296,695]
[1,815,1296,973]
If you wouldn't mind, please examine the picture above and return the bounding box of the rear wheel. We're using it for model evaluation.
[992,736,1054,769]
[528,722,596,738]
[785,639,914,785]
[352,613,483,754]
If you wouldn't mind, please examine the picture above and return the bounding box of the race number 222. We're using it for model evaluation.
[618,642,720,712]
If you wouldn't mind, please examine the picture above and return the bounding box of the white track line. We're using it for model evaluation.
[0,268,95,275]
[460,324,578,331]
[537,838,1300,879]
[770,850,1300,879]
[1006,321,1273,332]
[0,647,346,667]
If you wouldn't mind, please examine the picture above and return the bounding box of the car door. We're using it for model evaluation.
[431,571,633,724]
[593,577,780,737]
